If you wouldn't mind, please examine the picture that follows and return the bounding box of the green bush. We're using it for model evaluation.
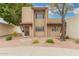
[32,39,39,44]
[75,39,79,43]
[11,31,17,37]
[6,36,12,41]
[46,38,54,43]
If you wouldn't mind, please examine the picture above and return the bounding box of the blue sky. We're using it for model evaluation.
[32,3,79,18]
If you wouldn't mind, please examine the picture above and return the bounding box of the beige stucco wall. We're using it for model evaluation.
[14,26,22,34]
[29,26,33,37]
[0,24,15,36]
[34,9,48,37]
[66,15,79,39]
[0,24,22,36]
[35,31,45,37]
[22,7,33,23]
[34,19,45,36]
[35,20,45,26]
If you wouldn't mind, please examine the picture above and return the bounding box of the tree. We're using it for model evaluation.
[0,3,32,26]
[49,3,73,41]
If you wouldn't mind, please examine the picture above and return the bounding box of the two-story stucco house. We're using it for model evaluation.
[20,7,62,38]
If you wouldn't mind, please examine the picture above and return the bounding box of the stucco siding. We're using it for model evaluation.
[22,7,33,23]
[47,25,61,37]
[35,32,45,37]
[0,24,22,36]
[66,15,79,39]
[35,20,45,26]
[34,8,48,37]
[0,24,15,36]
[34,19,45,36]
[29,26,33,37]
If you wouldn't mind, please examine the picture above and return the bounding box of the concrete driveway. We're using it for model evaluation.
[0,46,79,56]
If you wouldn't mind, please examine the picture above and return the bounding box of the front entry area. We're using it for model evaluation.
[21,24,30,36]
[24,26,29,36]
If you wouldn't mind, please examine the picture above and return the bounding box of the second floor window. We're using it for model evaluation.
[35,11,44,19]
[35,26,44,32]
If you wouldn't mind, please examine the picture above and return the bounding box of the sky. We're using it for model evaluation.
[32,3,79,19]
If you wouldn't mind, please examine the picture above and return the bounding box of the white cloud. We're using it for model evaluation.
[45,5,49,7]
[33,6,44,7]
[73,8,79,14]
[48,11,54,15]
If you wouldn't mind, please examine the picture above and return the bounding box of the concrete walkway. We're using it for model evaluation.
[0,46,79,56]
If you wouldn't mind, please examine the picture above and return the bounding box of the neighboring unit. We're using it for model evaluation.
[0,18,22,36]
[66,15,79,39]
[21,7,62,38]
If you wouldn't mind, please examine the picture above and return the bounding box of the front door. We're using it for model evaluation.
[24,26,29,36]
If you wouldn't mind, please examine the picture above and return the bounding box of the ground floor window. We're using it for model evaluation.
[52,26,61,32]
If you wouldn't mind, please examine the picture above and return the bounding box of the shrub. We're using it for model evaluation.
[32,39,39,44]
[75,39,79,43]
[6,36,12,41]
[11,31,17,37]
[46,38,54,43]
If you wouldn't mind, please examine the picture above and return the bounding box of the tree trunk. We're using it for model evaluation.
[60,18,66,41]
[20,24,24,32]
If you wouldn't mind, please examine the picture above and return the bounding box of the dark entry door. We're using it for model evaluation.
[24,26,29,36]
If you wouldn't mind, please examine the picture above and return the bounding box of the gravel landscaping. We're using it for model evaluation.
[0,37,79,49]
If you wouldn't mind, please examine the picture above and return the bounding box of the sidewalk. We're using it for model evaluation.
[0,46,79,56]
